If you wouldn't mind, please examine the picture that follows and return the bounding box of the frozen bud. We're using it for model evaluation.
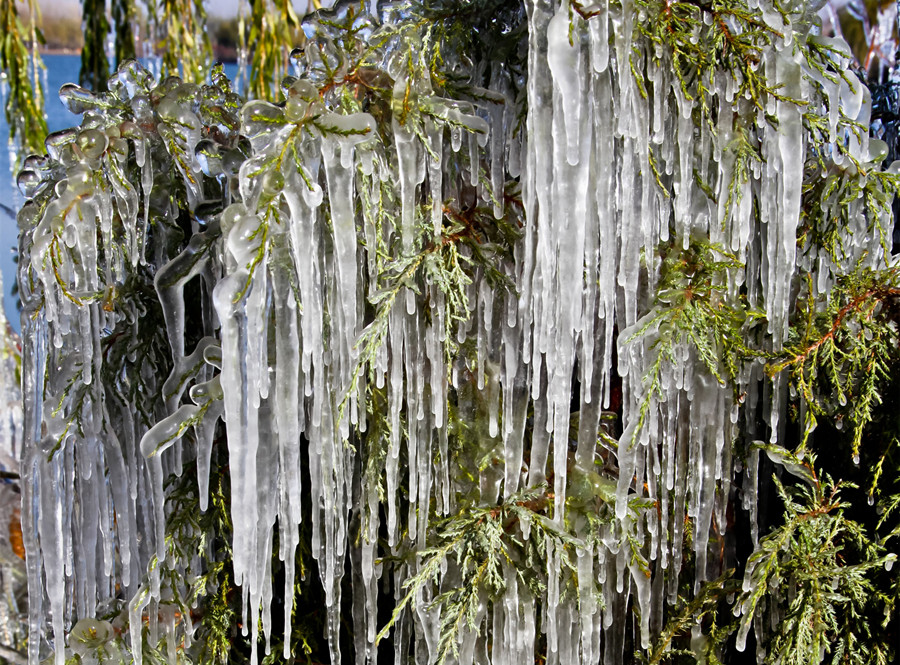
[17,200,40,233]
[68,618,115,656]
[151,75,183,104]
[305,36,345,84]
[173,82,202,106]
[289,78,319,100]
[114,58,153,99]
[130,94,154,125]
[108,137,129,158]
[226,211,264,263]
[203,344,223,369]
[80,110,106,131]
[65,163,95,195]
[351,13,377,40]
[201,84,226,109]
[867,138,889,164]
[222,148,246,176]
[118,121,143,142]
[23,154,49,171]
[302,181,323,206]
[158,98,202,133]
[286,79,322,122]
[356,66,393,92]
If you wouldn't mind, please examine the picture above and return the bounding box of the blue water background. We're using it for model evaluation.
[0,55,239,331]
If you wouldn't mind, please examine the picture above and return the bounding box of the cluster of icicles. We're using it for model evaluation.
[0,268,24,652]
[0,271,22,472]
[13,0,890,664]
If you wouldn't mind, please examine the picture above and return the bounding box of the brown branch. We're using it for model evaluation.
[571,0,603,20]
[768,287,900,375]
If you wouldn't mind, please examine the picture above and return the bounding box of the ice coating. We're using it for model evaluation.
[0,273,22,475]
[13,4,889,665]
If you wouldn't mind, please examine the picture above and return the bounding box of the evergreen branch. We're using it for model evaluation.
[646,570,739,665]
[625,237,758,447]
[737,464,896,664]
[769,265,900,457]
[376,485,589,665]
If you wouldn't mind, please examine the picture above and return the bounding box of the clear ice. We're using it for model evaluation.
[12,2,889,665]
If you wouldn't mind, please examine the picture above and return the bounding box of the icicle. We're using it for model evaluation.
[393,80,419,253]
[37,454,66,665]
[427,121,444,237]
[212,207,266,595]
[547,8,584,165]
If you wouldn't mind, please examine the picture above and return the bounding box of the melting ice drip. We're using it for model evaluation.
[12,1,894,665]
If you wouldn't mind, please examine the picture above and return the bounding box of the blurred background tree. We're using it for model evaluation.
[0,0,317,156]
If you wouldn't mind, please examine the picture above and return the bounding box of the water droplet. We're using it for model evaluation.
[852,454,860,465]
[44,128,78,161]
[285,96,312,123]
[261,169,285,197]
[77,129,109,161]
[23,154,48,171]
[16,170,42,198]
[59,83,99,115]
